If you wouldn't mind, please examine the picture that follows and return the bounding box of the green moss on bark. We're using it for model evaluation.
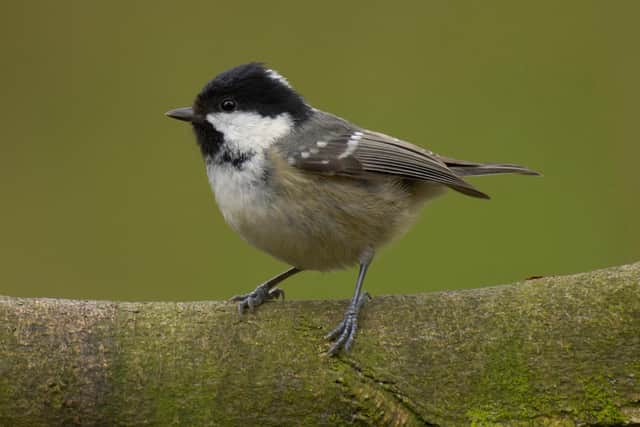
[1,262,639,426]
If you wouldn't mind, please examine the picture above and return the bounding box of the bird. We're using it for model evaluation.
[166,62,539,355]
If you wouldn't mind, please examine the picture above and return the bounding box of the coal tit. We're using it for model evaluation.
[166,62,539,355]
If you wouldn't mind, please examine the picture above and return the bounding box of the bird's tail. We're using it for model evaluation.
[450,163,540,177]
[440,156,541,177]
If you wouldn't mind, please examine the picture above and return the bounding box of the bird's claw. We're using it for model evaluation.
[231,286,285,315]
[326,292,370,356]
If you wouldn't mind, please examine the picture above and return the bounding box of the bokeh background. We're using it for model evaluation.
[1,1,638,302]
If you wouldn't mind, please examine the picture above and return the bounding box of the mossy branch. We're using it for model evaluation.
[1,263,639,426]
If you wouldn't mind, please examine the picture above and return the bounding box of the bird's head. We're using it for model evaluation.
[166,62,311,158]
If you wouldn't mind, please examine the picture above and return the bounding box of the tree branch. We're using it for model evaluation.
[1,262,639,426]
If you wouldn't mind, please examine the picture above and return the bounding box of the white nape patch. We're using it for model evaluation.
[301,151,310,159]
[338,131,362,159]
[266,69,293,89]
[309,147,319,154]
[206,111,294,155]
[316,141,328,148]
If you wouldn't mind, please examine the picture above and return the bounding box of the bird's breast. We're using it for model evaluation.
[205,155,270,230]
[204,150,441,271]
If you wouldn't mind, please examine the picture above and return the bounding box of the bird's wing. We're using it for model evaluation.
[284,120,488,199]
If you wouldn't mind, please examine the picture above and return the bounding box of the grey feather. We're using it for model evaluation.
[280,110,538,199]
[437,155,541,177]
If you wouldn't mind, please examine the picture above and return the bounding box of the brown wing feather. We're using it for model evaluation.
[285,126,489,199]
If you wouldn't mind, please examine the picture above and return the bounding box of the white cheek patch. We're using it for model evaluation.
[266,69,293,89]
[206,111,294,154]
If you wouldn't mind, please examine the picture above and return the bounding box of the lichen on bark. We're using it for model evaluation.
[1,262,639,426]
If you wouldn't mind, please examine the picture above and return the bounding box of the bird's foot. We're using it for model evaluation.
[230,284,285,315]
[325,292,370,356]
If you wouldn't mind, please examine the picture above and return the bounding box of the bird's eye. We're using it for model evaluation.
[220,98,236,112]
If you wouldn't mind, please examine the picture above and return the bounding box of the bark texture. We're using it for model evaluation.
[1,263,639,426]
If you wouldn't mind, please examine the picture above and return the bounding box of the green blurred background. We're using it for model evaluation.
[1,1,638,302]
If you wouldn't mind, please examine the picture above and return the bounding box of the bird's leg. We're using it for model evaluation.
[231,267,301,314]
[326,249,374,356]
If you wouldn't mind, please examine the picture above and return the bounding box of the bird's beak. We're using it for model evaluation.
[165,107,194,122]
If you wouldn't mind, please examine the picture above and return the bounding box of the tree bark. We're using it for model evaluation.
[1,263,639,426]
